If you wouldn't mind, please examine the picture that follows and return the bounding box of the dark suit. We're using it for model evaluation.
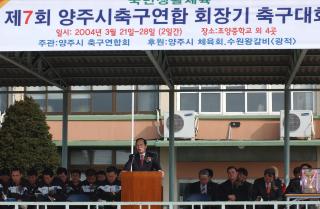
[252,177,282,201]
[185,181,219,209]
[185,181,219,201]
[252,177,282,209]
[219,180,249,209]
[124,151,161,171]
[219,180,237,201]
[285,178,301,194]
[236,181,253,201]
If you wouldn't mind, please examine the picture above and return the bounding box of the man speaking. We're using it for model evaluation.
[124,138,164,176]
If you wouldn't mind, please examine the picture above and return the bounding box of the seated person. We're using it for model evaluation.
[36,168,67,201]
[96,166,121,202]
[66,169,85,201]
[56,167,69,190]
[286,163,312,195]
[285,166,302,194]
[7,168,29,201]
[218,166,239,201]
[236,168,253,201]
[185,169,219,201]
[26,168,38,201]
[81,169,97,201]
[96,170,107,183]
[252,168,282,201]
[0,168,10,200]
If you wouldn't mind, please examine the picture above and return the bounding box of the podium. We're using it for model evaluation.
[121,171,162,209]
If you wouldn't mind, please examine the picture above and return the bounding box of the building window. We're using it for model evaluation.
[47,86,63,113]
[116,86,132,113]
[0,87,8,113]
[92,86,113,113]
[26,86,63,113]
[178,85,315,115]
[271,92,284,112]
[70,150,112,166]
[225,85,245,113]
[116,150,131,165]
[70,150,90,165]
[137,85,159,112]
[292,85,314,111]
[247,85,267,112]
[180,86,199,112]
[201,86,221,113]
[92,150,112,165]
[71,86,91,113]
[26,86,47,111]
[69,149,135,170]
[26,85,158,115]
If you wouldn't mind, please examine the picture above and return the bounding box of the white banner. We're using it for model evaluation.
[0,0,320,51]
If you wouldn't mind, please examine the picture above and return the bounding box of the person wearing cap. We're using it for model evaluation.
[252,168,282,202]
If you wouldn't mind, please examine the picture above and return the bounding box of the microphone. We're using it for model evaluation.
[129,154,135,172]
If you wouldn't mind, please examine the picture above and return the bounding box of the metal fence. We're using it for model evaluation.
[0,201,319,209]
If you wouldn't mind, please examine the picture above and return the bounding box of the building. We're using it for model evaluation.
[1,84,319,201]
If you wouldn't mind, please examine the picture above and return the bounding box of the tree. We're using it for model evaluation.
[0,97,60,172]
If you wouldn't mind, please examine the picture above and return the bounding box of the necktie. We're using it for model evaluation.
[140,154,144,166]
[201,185,207,194]
[266,183,271,194]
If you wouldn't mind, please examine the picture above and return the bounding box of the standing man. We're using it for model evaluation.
[124,138,164,175]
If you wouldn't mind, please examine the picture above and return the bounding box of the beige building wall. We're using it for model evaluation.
[48,119,320,141]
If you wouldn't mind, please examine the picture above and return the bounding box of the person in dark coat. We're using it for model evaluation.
[66,169,83,196]
[237,168,253,201]
[252,168,282,209]
[81,169,97,201]
[185,169,219,201]
[26,168,38,201]
[0,168,10,200]
[184,169,219,209]
[285,166,302,194]
[218,166,239,201]
[7,168,29,201]
[56,167,68,191]
[36,168,67,202]
[96,166,121,209]
[286,163,312,195]
[124,138,163,175]
[219,166,248,209]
